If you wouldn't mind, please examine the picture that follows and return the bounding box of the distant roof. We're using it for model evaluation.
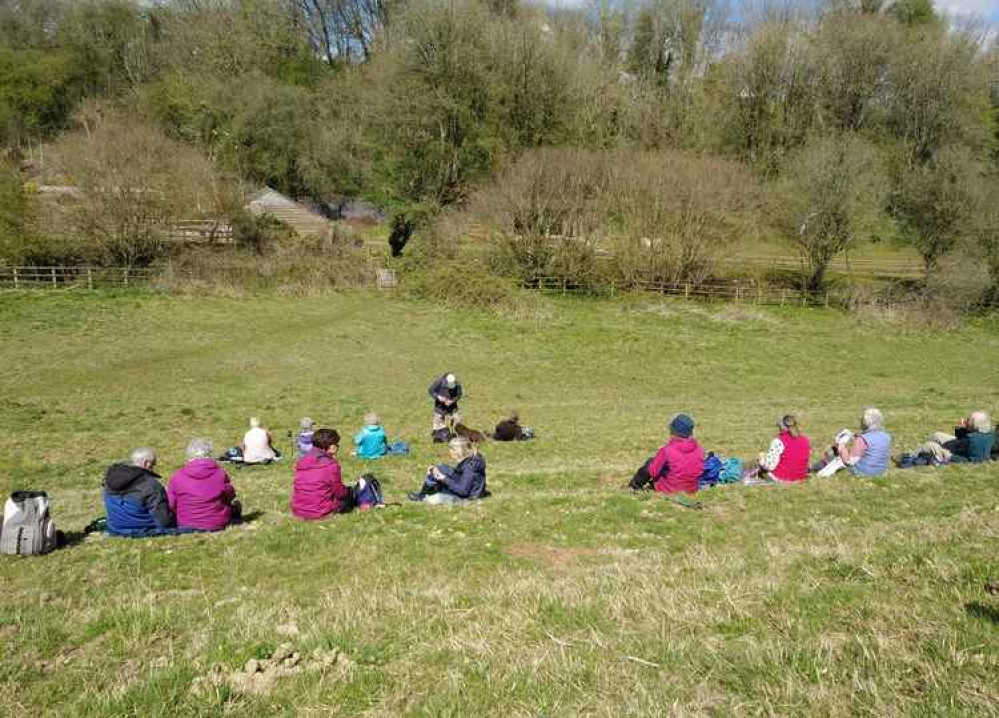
[247,186,300,209]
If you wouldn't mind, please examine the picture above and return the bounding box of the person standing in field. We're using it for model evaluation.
[429,372,462,439]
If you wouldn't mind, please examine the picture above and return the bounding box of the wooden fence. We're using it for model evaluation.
[530,276,835,307]
[2,266,994,314]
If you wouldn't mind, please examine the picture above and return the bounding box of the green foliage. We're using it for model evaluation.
[892,145,983,273]
[0,159,29,260]
[770,134,889,290]
[0,48,82,144]
[403,260,529,311]
[230,211,296,255]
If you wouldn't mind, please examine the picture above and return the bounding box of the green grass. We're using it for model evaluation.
[1,291,998,717]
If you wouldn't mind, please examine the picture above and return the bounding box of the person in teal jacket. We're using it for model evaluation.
[354,412,388,459]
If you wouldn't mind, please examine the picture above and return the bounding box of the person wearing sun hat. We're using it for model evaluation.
[647,413,705,494]
[428,372,463,437]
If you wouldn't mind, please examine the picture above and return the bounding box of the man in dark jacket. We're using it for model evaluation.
[103,448,176,536]
[428,372,463,437]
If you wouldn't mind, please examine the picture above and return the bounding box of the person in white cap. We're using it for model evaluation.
[428,372,463,439]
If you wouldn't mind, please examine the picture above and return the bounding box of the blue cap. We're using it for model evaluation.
[669,414,695,438]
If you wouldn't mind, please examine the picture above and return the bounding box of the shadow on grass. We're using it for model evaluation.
[964,602,999,624]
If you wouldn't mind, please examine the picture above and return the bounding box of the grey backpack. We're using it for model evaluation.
[0,491,58,556]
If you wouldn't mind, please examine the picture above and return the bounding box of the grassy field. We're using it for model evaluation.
[1,291,998,717]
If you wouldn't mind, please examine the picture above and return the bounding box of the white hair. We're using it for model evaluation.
[970,410,992,433]
[249,417,261,428]
[861,407,884,431]
[129,447,157,468]
[300,416,314,430]
[186,438,214,460]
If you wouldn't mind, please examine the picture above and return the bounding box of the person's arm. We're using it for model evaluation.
[429,377,443,399]
[167,477,178,513]
[648,446,669,480]
[221,470,237,504]
[329,461,351,501]
[454,383,463,401]
[759,438,785,471]
[439,460,475,498]
[354,431,364,447]
[839,435,868,465]
[147,483,176,528]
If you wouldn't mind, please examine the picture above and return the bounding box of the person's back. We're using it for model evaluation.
[292,428,351,519]
[854,429,891,477]
[772,432,811,482]
[652,438,704,494]
[355,418,388,459]
[443,453,487,499]
[243,425,275,464]
[103,450,175,535]
[168,448,237,531]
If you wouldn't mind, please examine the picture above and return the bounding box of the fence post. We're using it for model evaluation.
[756,286,763,305]
[123,267,129,286]
[780,288,787,306]
[684,283,690,300]
[13,267,18,289]
[51,267,57,287]
[824,290,830,308]
[87,268,93,290]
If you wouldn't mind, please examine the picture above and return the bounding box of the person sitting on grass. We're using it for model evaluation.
[297,417,316,459]
[408,436,487,504]
[103,448,177,536]
[648,414,705,494]
[743,415,811,483]
[168,439,242,531]
[916,410,996,463]
[291,428,353,520]
[814,407,892,478]
[354,412,388,459]
[242,416,278,464]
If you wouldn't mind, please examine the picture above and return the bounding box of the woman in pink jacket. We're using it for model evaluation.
[291,428,353,520]
[168,438,241,531]
[649,414,705,494]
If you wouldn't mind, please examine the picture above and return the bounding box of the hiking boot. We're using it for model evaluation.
[407,492,426,502]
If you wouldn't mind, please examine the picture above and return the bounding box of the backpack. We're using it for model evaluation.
[698,452,723,489]
[718,458,743,484]
[1,491,58,556]
[353,474,384,508]
[431,428,452,444]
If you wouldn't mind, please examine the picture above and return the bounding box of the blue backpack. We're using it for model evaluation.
[698,452,723,489]
[353,474,384,507]
[718,458,743,484]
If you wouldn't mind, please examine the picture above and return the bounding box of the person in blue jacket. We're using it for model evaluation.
[103,448,177,536]
[354,412,388,459]
[408,436,487,504]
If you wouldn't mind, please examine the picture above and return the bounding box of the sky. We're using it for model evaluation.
[937,0,999,23]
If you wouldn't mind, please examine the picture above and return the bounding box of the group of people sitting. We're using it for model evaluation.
[101,365,995,536]
[631,406,997,495]
[102,425,489,537]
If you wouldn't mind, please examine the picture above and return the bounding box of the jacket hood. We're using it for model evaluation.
[360,425,383,434]
[183,458,224,480]
[296,449,333,472]
[105,463,160,491]
[669,437,699,454]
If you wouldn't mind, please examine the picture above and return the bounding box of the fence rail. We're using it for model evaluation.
[2,266,995,314]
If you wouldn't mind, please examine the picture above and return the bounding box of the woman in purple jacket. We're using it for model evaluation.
[168,438,241,531]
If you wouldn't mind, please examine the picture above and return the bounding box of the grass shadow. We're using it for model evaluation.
[964,602,999,624]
